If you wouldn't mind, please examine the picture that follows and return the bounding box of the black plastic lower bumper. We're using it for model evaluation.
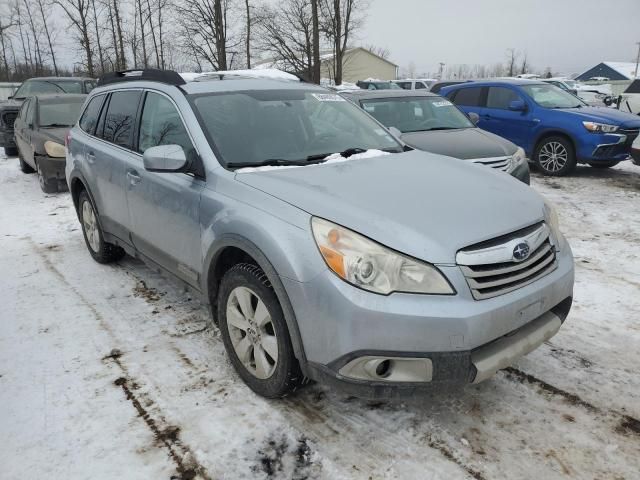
[36,154,66,181]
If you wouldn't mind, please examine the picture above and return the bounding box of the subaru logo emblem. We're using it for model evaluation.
[513,242,530,262]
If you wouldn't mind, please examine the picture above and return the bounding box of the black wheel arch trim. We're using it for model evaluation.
[533,130,577,156]
[202,233,309,373]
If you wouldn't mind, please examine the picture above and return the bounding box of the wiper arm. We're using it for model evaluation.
[40,123,71,128]
[228,158,323,170]
[305,147,367,162]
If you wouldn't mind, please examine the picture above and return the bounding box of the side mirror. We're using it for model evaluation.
[143,144,188,173]
[509,99,527,112]
[467,112,480,124]
[388,126,402,138]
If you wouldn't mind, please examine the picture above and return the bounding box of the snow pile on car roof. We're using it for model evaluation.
[180,69,299,82]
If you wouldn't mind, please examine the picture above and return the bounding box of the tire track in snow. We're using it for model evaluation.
[502,367,640,437]
[31,241,214,480]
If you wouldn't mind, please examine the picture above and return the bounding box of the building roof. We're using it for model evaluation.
[576,62,638,81]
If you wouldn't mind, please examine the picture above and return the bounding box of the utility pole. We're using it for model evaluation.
[634,42,640,79]
[438,62,445,79]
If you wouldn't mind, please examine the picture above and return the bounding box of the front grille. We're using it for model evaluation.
[472,156,511,171]
[2,112,17,130]
[457,224,558,300]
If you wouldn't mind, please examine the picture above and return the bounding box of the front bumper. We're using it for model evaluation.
[36,154,66,181]
[0,129,15,149]
[284,241,574,397]
[508,158,530,184]
[578,131,637,162]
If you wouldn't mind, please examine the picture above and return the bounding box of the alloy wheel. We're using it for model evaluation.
[538,141,568,172]
[226,286,278,379]
[82,200,100,252]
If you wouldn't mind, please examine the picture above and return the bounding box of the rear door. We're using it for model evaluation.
[483,86,534,146]
[87,90,142,242]
[125,90,204,287]
[16,98,36,167]
[447,86,487,122]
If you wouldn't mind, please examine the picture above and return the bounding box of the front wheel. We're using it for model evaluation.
[217,263,302,398]
[78,190,125,263]
[587,161,619,169]
[534,136,576,176]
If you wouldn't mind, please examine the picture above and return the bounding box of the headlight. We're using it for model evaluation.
[311,217,454,295]
[44,141,66,158]
[508,147,526,172]
[544,200,565,251]
[582,121,619,133]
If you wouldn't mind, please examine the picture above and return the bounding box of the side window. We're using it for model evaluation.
[85,81,96,93]
[138,92,196,162]
[25,98,35,125]
[102,90,142,148]
[79,95,105,134]
[450,87,483,107]
[486,87,520,109]
[396,82,411,90]
[415,82,427,90]
[18,99,30,121]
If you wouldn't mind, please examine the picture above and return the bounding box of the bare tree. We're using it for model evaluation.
[310,0,320,83]
[506,48,518,77]
[520,51,528,75]
[364,44,389,60]
[244,0,251,68]
[55,0,95,75]
[319,0,367,85]
[255,0,316,80]
[35,0,58,75]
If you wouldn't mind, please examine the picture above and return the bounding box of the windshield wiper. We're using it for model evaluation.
[306,147,368,162]
[227,158,324,170]
[40,123,71,128]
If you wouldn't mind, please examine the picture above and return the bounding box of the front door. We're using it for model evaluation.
[125,91,204,287]
[482,86,534,147]
[15,99,35,167]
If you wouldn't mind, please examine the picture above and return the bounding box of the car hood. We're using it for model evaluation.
[400,127,517,160]
[236,150,545,264]
[557,106,640,128]
[38,127,69,144]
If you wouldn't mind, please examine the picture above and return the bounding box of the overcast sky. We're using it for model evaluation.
[360,0,640,77]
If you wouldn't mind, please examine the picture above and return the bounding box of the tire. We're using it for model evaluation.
[217,263,302,398]
[587,161,620,169]
[534,136,576,176]
[4,146,18,157]
[18,150,35,174]
[37,162,59,193]
[78,190,125,264]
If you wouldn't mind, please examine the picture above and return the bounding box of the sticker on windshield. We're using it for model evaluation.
[312,93,346,102]
[432,100,453,107]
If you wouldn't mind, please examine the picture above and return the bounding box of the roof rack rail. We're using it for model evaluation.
[97,68,186,87]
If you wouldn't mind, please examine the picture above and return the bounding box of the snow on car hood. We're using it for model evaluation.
[236,150,545,264]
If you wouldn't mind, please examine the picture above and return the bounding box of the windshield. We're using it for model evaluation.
[522,84,586,109]
[191,89,403,168]
[361,96,474,133]
[38,98,86,127]
[14,80,84,99]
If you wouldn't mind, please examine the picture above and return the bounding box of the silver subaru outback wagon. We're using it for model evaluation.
[66,69,575,399]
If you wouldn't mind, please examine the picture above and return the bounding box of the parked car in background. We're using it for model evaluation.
[0,82,21,101]
[393,79,437,90]
[441,79,640,175]
[356,79,401,90]
[541,78,579,96]
[632,135,640,165]
[616,79,640,115]
[429,80,471,94]
[0,76,95,156]
[14,94,86,193]
[341,89,529,183]
[66,69,574,399]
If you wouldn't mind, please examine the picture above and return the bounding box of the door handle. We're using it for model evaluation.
[126,169,142,185]
[87,151,95,164]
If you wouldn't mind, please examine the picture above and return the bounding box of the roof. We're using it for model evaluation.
[183,78,327,95]
[340,90,437,100]
[26,76,94,81]
[575,62,638,81]
[33,93,88,102]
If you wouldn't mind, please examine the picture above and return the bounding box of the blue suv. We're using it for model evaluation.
[441,79,640,175]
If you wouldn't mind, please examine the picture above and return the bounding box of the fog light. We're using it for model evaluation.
[338,356,433,383]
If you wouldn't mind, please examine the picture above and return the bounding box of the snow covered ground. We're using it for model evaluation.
[1,150,639,480]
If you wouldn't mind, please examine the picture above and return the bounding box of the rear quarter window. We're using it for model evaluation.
[79,95,105,134]
[101,90,142,148]
[450,87,483,107]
